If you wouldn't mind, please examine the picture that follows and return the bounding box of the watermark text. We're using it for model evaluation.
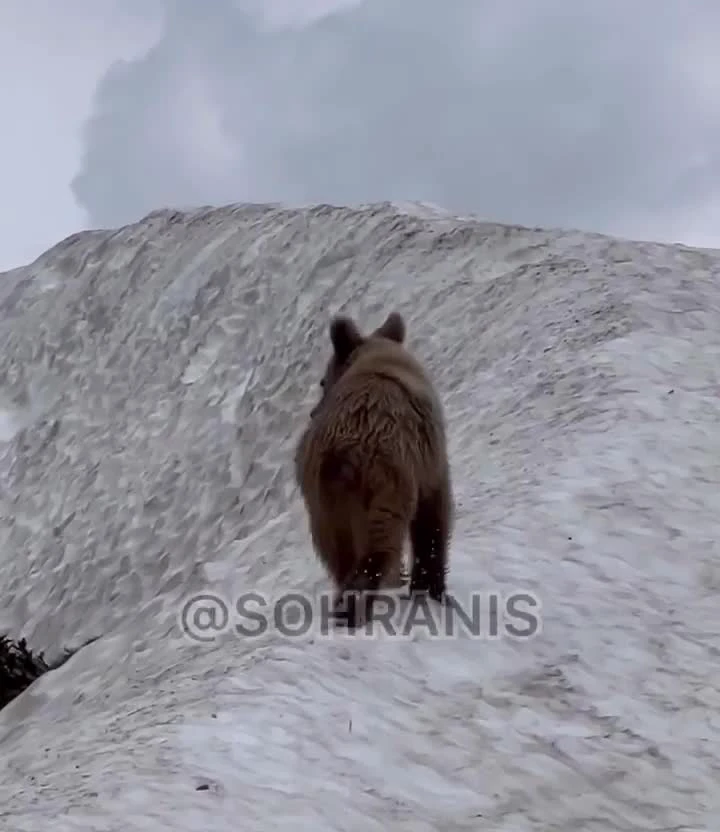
[179,589,541,642]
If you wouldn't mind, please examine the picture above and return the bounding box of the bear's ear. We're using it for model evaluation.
[373,311,405,344]
[329,315,364,361]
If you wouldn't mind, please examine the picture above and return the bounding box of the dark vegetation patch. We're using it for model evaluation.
[0,634,98,713]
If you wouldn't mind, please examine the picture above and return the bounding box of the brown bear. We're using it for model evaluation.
[294,310,453,628]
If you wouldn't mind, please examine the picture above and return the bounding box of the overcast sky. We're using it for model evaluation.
[1,0,720,271]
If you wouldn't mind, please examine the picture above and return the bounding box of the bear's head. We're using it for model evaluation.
[309,311,406,416]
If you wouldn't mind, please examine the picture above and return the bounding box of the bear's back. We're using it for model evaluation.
[309,338,446,465]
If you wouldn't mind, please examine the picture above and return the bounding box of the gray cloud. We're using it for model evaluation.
[71,0,720,245]
[0,0,161,270]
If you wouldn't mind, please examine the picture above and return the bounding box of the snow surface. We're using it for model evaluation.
[0,200,718,831]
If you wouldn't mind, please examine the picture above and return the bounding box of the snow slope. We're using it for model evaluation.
[0,201,718,831]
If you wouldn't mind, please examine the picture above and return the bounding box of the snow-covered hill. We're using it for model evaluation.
[0,201,718,831]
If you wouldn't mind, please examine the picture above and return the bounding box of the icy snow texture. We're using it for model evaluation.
[0,200,718,831]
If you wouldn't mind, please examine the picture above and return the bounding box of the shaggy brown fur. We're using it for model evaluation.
[294,310,453,628]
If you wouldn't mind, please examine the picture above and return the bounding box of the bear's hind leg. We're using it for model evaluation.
[333,506,408,629]
[409,476,451,602]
